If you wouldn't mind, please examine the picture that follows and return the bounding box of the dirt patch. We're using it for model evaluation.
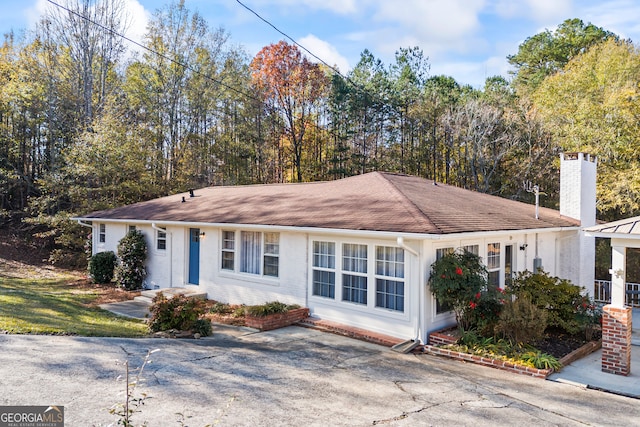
[0,227,51,267]
[533,328,601,359]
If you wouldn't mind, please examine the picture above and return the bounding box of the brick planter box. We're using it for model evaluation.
[245,307,309,331]
[428,329,459,346]
[427,328,601,379]
[422,345,554,379]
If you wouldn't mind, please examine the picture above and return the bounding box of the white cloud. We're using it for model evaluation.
[252,0,358,15]
[373,0,485,42]
[123,0,150,45]
[299,34,350,72]
[525,0,571,23]
[581,0,640,41]
[25,0,51,28]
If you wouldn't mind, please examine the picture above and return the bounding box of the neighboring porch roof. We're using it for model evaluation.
[77,172,580,235]
[585,216,640,239]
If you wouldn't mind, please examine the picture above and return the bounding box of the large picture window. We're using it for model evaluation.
[222,231,279,277]
[342,244,367,304]
[312,241,335,298]
[375,246,405,312]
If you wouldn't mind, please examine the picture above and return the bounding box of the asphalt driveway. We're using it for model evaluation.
[0,325,638,426]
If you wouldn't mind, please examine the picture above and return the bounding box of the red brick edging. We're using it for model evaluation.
[245,307,309,331]
[422,345,554,379]
[558,340,601,367]
[426,329,603,379]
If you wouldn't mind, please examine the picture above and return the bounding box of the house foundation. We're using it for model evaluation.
[601,304,632,376]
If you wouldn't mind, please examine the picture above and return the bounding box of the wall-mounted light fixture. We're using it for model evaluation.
[519,243,528,251]
[200,231,206,237]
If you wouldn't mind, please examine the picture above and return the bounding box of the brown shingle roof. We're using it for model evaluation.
[80,172,579,234]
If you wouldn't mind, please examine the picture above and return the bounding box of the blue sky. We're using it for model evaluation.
[3,0,640,88]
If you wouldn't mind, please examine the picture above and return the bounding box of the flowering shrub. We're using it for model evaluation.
[465,287,505,336]
[115,230,147,291]
[574,294,602,340]
[429,250,488,330]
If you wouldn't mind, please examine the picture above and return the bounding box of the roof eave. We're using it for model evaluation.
[72,216,579,240]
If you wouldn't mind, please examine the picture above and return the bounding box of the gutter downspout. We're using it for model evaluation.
[397,237,422,344]
[152,223,172,288]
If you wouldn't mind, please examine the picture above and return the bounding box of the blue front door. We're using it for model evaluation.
[189,228,200,285]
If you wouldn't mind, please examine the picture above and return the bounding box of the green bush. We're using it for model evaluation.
[148,293,207,333]
[508,270,583,334]
[520,350,562,370]
[192,318,213,336]
[429,250,488,330]
[465,288,505,336]
[88,251,117,283]
[494,296,547,344]
[115,230,147,291]
[245,301,300,317]
[210,302,233,315]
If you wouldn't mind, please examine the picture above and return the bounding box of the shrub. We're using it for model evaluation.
[148,293,207,333]
[192,319,213,337]
[574,294,602,340]
[507,270,583,334]
[495,296,547,344]
[519,350,562,371]
[465,288,505,336]
[429,250,488,330]
[245,301,300,317]
[89,251,117,283]
[210,302,233,315]
[115,230,147,291]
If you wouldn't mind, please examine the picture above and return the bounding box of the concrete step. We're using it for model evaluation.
[140,287,208,301]
[133,295,154,305]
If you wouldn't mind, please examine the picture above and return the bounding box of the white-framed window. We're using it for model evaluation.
[99,224,106,243]
[375,246,405,312]
[222,231,279,277]
[263,232,279,277]
[156,227,167,251]
[462,244,479,256]
[221,230,235,271]
[435,247,454,314]
[487,242,501,288]
[342,243,367,305]
[312,241,335,298]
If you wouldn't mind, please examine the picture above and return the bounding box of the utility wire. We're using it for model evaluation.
[45,0,263,105]
[234,0,387,105]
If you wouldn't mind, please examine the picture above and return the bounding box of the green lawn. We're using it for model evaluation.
[0,275,149,337]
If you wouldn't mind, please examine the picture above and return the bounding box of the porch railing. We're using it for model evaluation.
[594,280,640,308]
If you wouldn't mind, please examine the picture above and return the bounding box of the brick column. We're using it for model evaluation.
[601,305,632,376]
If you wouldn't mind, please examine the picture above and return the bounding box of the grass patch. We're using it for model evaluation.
[0,276,148,337]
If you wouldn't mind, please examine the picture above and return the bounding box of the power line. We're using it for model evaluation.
[234,0,346,79]
[233,0,388,106]
[45,0,263,105]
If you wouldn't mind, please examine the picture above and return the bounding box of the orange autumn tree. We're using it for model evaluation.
[250,41,328,182]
